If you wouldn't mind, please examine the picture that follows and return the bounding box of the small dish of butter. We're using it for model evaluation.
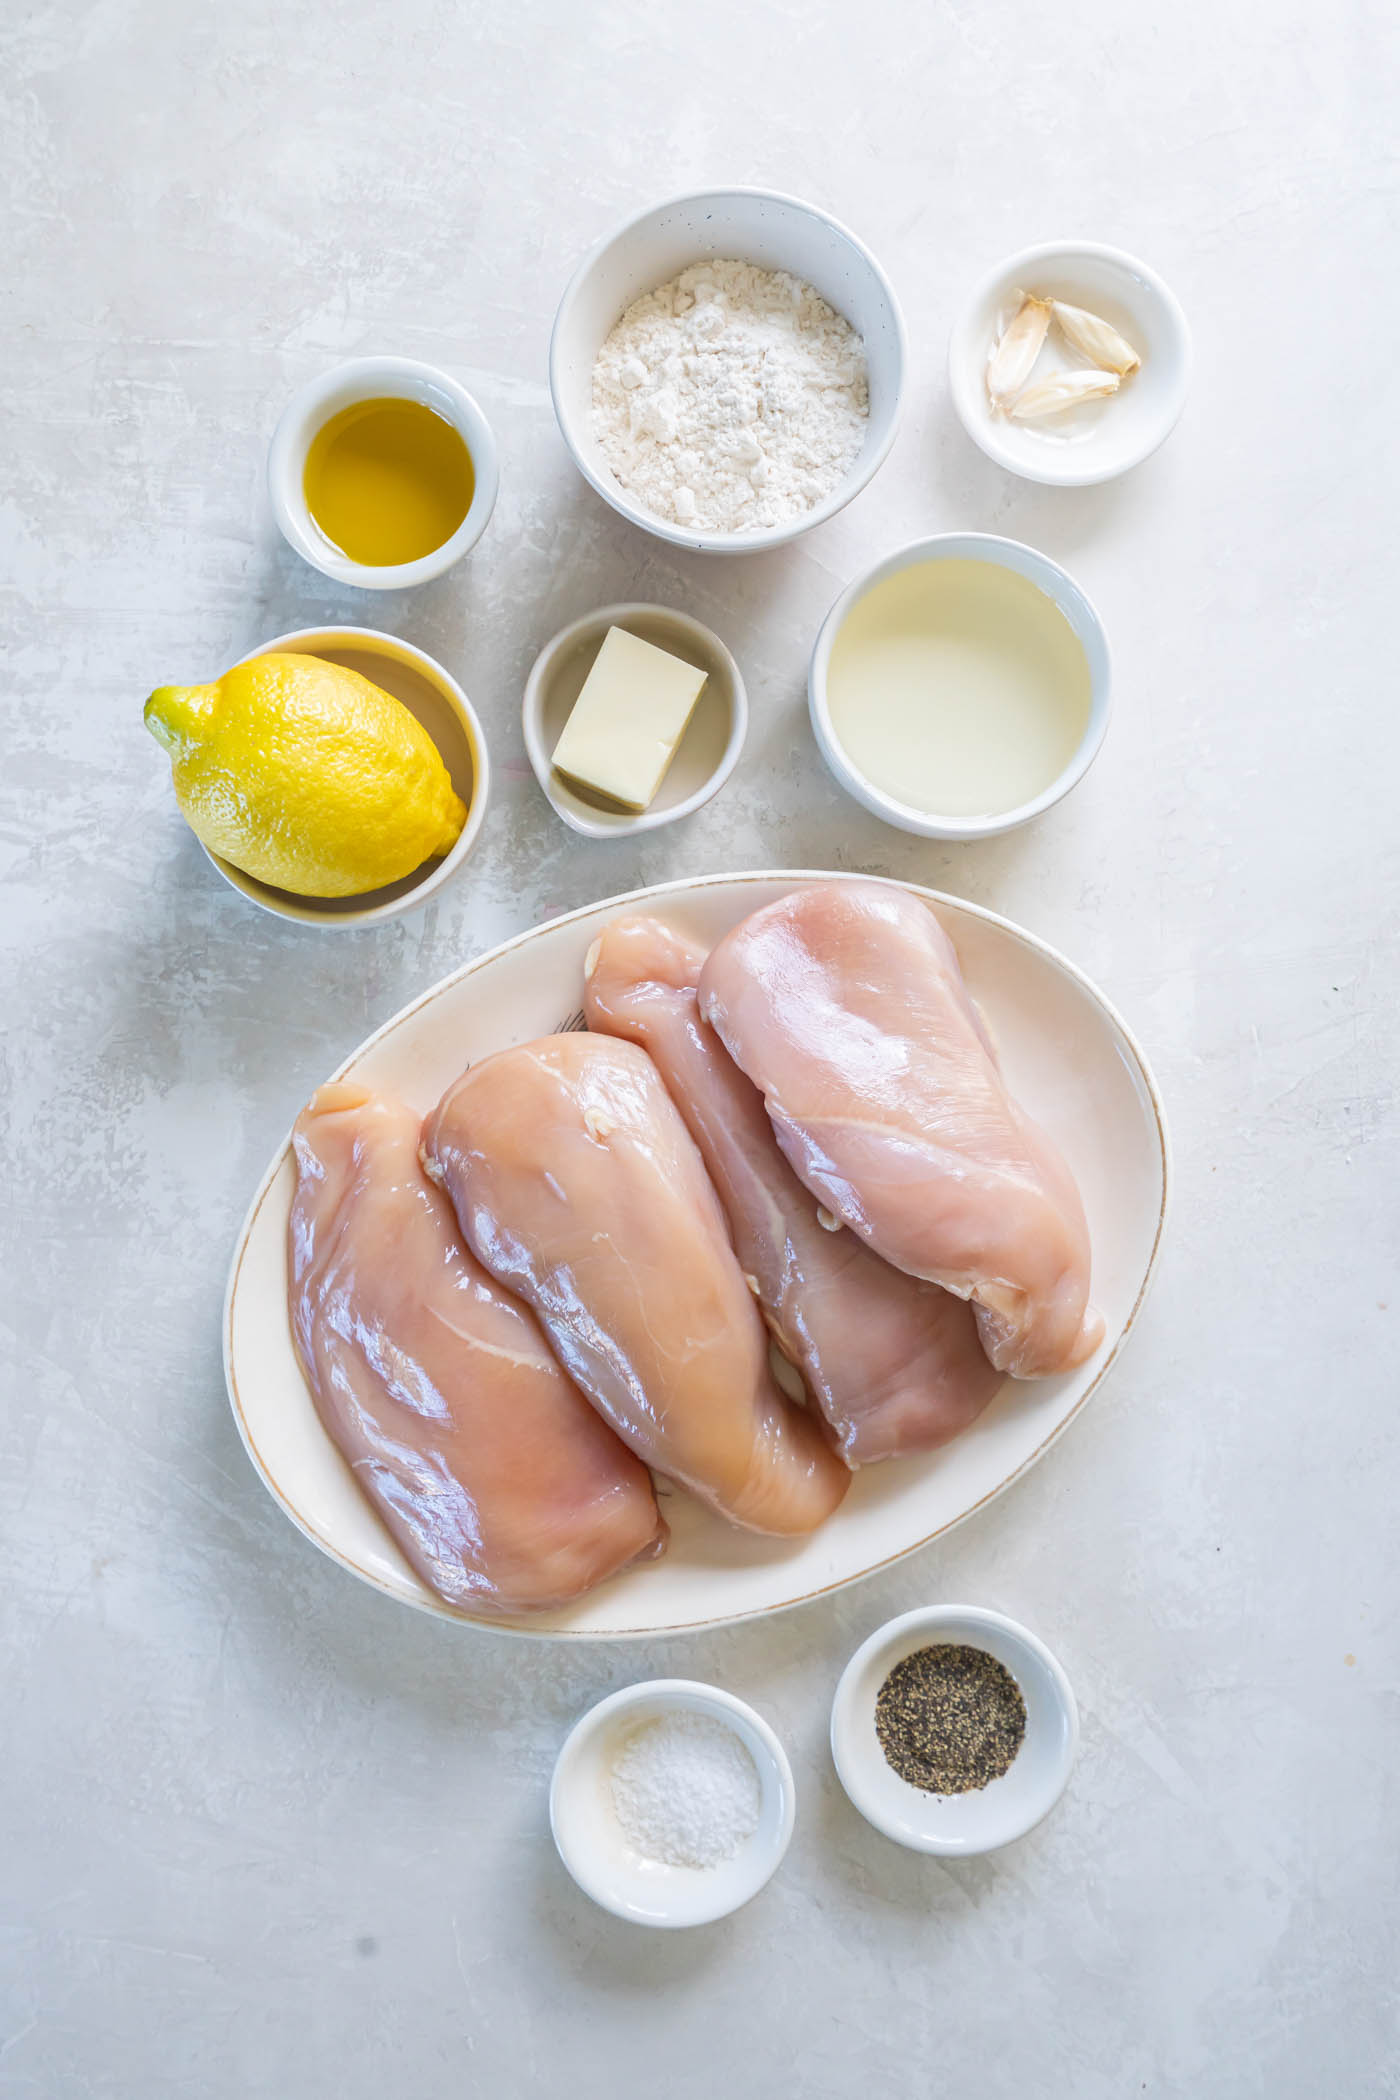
[523,603,747,838]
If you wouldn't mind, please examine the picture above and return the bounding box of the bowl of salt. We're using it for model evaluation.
[549,1678,795,1927]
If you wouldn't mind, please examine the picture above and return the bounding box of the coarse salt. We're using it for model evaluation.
[609,1709,762,1869]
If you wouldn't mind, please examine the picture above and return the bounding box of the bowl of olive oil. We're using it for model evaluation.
[269,355,499,589]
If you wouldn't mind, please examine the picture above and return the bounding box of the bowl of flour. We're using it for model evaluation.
[550,188,907,553]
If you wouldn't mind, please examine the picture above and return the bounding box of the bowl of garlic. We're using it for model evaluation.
[948,241,1191,487]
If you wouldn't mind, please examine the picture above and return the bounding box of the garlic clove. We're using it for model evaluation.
[986,295,1053,411]
[1050,300,1142,375]
[1008,368,1121,420]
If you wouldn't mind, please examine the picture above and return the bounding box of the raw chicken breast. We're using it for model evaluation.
[288,1082,664,1614]
[584,915,1003,1464]
[698,882,1104,1378]
[421,1036,849,1535]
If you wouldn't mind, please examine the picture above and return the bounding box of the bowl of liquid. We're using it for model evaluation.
[268,356,499,589]
[808,532,1111,841]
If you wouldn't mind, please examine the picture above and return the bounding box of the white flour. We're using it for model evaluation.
[591,259,869,533]
[609,1709,761,1869]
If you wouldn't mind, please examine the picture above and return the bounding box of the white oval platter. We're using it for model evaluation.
[224,871,1169,1638]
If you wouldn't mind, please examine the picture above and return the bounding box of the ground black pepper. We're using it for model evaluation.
[874,1643,1027,1794]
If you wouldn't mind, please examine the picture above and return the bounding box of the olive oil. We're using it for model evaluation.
[303,398,474,567]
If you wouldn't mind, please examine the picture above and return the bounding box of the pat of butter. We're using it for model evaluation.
[551,626,708,812]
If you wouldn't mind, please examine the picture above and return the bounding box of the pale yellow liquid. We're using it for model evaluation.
[827,559,1092,819]
[304,399,473,567]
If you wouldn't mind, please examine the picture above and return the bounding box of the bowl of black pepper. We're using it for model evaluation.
[830,1605,1078,1855]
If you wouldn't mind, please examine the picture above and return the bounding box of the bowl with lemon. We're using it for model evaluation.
[144,627,489,927]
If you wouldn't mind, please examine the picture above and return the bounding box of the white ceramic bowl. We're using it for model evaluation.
[550,1680,796,1926]
[205,626,490,928]
[949,242,1191,487]
[831,1605,1078,1855]
[809,532,1111,840]
[549,187,907,554]
[522,602,747,838]
[267,356,500,587]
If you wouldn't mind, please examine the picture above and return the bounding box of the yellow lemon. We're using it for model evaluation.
[144,652,468,897]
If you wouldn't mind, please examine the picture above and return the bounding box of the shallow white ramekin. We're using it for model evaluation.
[550,1678,795,1927]
[948,242,1191,487]
[267,356,499,588]
[522,602,747,839]
[831,1605,1078,1856]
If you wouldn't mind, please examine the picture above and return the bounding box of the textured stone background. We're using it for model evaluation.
[3,0,1396,2093]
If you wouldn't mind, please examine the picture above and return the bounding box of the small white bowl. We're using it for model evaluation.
[267,356,499,587]
[831,1606,1078,1856]
[523,603,747,838]
[203,625,490,928]
[549,187,907,554]
[550,1679,795,1928]
[809,531,1111,841]
[949,242,1192,487]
